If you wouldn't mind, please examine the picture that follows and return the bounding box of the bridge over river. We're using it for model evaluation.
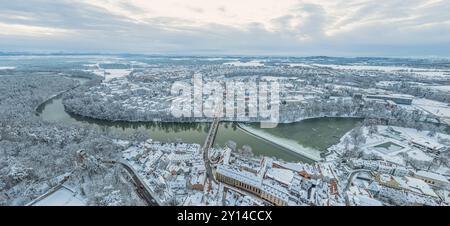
[203,116,221,184]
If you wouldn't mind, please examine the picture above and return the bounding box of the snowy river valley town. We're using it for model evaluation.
[1,55,449,206]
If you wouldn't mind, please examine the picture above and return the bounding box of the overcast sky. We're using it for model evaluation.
[1,0,449,57]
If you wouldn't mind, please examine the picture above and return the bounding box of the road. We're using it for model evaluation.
[203,116,221,184]
[118,113,220,204]
[120,161,160,206]
[103,111,221,205]
[344,169,373,206]
[104,107,221,203]
[103,160,161,206]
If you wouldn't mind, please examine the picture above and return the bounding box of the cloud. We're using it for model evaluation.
[0,0,449,56]
[0,22,71,36]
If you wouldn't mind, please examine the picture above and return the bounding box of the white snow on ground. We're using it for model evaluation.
[82,61,132,81]
[412,98,450,118]
[113,139,131,147]
[224,60,264,67]
[376,81,401,87]
[33,186,85,206]
[328,125,449,165]
[204,57,236,61]
[238,124,322,161]
[0,66,15,70]
[84,68,131,81]
[313,64,450,77]
[82,68,103,77]
[104,69,131,81]
[313,64,413,71]
[377,125,450,152]
[413,71,449,77]
[387,126,450,154]
[287,63,313,68]
[425,85,450,92]
[353,194,383,206]
[266,168,294,185]
[130,61,149,67]
[261,76,290,81]
[407,149,433,162]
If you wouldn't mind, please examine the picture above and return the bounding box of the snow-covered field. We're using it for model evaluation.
[388,126,450,146]
[425,85,450,92]
[84,68,131,81]
[313,64,413,71]
[407,149,433,162]
[376,80,401,87]
[238,124,322,161]
[224,60,264,67]
[104,69,131,81]
[413,98,450,118]
[313,64,449,77]
[287,63,313,68]
[33,186,85,206]
[329,125,449,166]
[0,66,15,70]
[82,61,132,81]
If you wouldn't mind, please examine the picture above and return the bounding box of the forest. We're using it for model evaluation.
[0,73,143,205]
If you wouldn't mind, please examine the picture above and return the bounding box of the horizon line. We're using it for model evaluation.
[1,51,449,60]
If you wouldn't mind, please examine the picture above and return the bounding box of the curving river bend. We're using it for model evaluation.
[37,78,362,163]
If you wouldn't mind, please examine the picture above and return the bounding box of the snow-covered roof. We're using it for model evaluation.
[415,171,448,183]
[266,168,294,186]
[379,174,392,183]
[183,192,204,206]
[410,137,445,150]
[404,177,438,198]
[33,186,85,206]
[274,161,316,174]
[190,172,206,185]
[261,179,290,203]
[216,165,262,188]
[122,146,142,160]
[354,195,383,206]
[406,149,433,162]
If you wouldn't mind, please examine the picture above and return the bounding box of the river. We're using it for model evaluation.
[37,79,362,163]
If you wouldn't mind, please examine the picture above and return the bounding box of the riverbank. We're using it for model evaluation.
[37,78,361,163]
[237,123,322,162]
[38,93,317,162]
[60,104,363,124]
[35,76,90,114]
